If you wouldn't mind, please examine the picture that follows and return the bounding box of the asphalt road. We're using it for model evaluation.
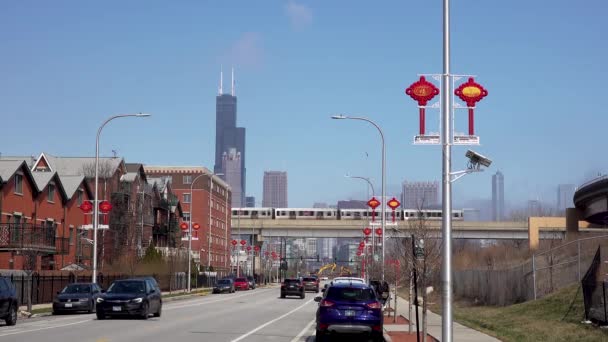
[0,284,381,342]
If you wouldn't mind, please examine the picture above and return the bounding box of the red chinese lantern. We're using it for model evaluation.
[99,201,112,213]
[363,227,372,236]
[79,201,93,213]
[246,246,252,251]
[240,240,246,246]
[180,222,188,231]
[358,245,364,251]
[192,223,201,230]
[231,239,238,246]
[454,77,488,136]
[254,246,260,252]
[405,76,440,135]
[359,241,365,248]
[356,251,362,256]
[375,228,382,236]
[387,197,401,222]
[367,197,381,222]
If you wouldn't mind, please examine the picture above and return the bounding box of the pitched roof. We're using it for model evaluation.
[32,172,55,190]
[61,175,89,199]
[42,155,124,177]
[0,160,26,183]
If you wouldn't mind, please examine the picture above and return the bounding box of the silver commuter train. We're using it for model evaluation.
[232,208,463,220]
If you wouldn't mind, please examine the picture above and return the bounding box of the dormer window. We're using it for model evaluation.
[14,174,23,195]
[48,183,55,202]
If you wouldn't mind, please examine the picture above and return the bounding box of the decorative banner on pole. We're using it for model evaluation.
[386,197,401,223]
[454,77,488,136]
[180,222,189,231]
[367,197,381,222]
[99,201,112,225]
[405,76,440,136]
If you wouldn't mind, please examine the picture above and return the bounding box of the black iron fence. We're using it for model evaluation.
[0,223,56,252]
[1,272,195,307]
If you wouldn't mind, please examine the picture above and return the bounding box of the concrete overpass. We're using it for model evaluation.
[574,175,608,225]
[231,219,567,242]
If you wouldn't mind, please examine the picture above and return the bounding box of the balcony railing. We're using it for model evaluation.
[55,237,70,255]
[0,223,56,253]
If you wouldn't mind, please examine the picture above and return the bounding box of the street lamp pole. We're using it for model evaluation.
[187,172,207,293]
[92,113,150,284]
[332,114,386,281]
[441,0,454,340]
[345,174,375,198]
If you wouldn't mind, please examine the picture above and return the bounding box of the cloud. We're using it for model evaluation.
[225,32,264,69]
[285,0,312,30]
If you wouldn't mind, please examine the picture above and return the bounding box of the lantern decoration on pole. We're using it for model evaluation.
[192,223,200,230]
[356,251,362,257]
[180,222,189,231]
[454,77,488,136]
[405,76,440,135]
[359,241,366,249]
[386,197,401,223]
[246,246,252,255]
[375,228,383,236]
[363,227,372,237]
[240,239,247,250]
[367,197,381,222]
[254,246,260,256]
[79,200,93,225]
[99,200,112,224]
[231,239,238,247]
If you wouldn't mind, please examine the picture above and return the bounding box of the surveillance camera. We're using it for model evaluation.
[465,150,492,168]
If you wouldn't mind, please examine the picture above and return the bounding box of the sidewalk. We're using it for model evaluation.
[383,295,501,342]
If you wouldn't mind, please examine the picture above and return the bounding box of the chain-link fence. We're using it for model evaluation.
[454,235,608,306]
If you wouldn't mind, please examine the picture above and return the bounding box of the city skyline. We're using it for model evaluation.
[1,2,606,208]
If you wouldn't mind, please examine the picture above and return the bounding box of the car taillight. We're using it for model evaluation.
[320,299,334,307]
[367,302,382,309]
[281,283,285,286]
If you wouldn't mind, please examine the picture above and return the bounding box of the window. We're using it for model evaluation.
[14,174,23,194]
[183,212,190,222]
[77,190,84,205]
[48,183,55,202]
[183,193,191,204]
[183,175,192,184]
[69,227,74,245]
[12,215,22,225]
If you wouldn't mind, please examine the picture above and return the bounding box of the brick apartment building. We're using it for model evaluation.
[144,166,231,276]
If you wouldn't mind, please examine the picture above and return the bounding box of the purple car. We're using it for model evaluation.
[314,282,383,341]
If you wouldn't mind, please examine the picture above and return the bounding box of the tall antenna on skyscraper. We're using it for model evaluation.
[219,65,224,95]
[231,66,235,96]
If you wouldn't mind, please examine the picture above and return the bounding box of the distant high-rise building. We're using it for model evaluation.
[528,199,542,217]
[222,148,242,207]
[557,184,576,212]
[401,181,439,209]
[463,208,481,221]
[313,202,328,208]
[337,200,367,209]
[317,238,336,260]
[245,196,256,208]
[215,68,246,207]
[306,239,318,258]
[263,171,288,207]
[492,171,505,221]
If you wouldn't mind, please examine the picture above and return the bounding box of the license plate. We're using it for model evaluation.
[64,303,72,308]
[112,306,122,312]
[345,310,356,317]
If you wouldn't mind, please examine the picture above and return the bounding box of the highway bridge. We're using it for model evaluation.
[574,175,608,225]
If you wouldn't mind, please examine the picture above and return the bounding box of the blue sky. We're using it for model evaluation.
[1,0,607,210]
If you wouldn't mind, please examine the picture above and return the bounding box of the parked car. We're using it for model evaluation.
[96,278,162,320]
[246,276,256,289]
[213,279,235,294]
[280,278,305,299]
[302,276,320,292]
[234,277,250,291]
[0,276,18,326]
[52,283,102,314]
[314,282,383,341]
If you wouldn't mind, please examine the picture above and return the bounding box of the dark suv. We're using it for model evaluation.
[0,276,18,326]
[96,279,162,320]
[280,278,305,299]
[315,282,383,341]
[302,277,319,292]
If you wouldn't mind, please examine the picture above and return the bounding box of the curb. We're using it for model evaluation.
[383,328,393,342]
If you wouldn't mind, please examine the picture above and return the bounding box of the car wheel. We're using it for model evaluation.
[96,311,106,320]
[153,304,162,318]
[280,293,286,299]
[140,302,149,320]
[300,293,305,299]
[315,329,327,342]
[371,331,384,341]
[5,304,17,326]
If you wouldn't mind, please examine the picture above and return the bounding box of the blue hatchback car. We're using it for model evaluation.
[314,282,383,341]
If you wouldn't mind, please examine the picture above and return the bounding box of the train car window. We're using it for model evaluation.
[232,210,237,215]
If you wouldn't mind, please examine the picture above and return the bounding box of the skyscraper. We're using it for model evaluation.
[401,181,439,209]
[214,68,246,206]
[492,171,505,221]
[245,196,256,208]
[263,171,288,207]
[557,184,576,212]
[222,148,242,207]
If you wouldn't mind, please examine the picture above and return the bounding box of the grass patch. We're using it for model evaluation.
[31,307,53,315]
[428,285,607,342]
[162,289,210,299]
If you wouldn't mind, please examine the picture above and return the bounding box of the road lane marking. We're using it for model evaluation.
[165,289,272,311]
[230,298,315,342]
[290,318,316,342]
[0,319,90,337]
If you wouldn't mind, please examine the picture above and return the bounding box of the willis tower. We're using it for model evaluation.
[214,67,245,207]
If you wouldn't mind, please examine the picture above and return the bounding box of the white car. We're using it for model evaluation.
[331,277,365,284]
[320,276,329,281]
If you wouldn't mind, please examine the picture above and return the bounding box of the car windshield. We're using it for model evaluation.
[61,284,91,294]
[303,277,316,281]
[107,281,145,294]
[218,280,231,285]
[326,287,375,302]
[235,278,247,282]
[284,279,300,284]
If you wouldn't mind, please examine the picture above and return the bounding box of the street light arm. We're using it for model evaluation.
[345,175,376,197]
